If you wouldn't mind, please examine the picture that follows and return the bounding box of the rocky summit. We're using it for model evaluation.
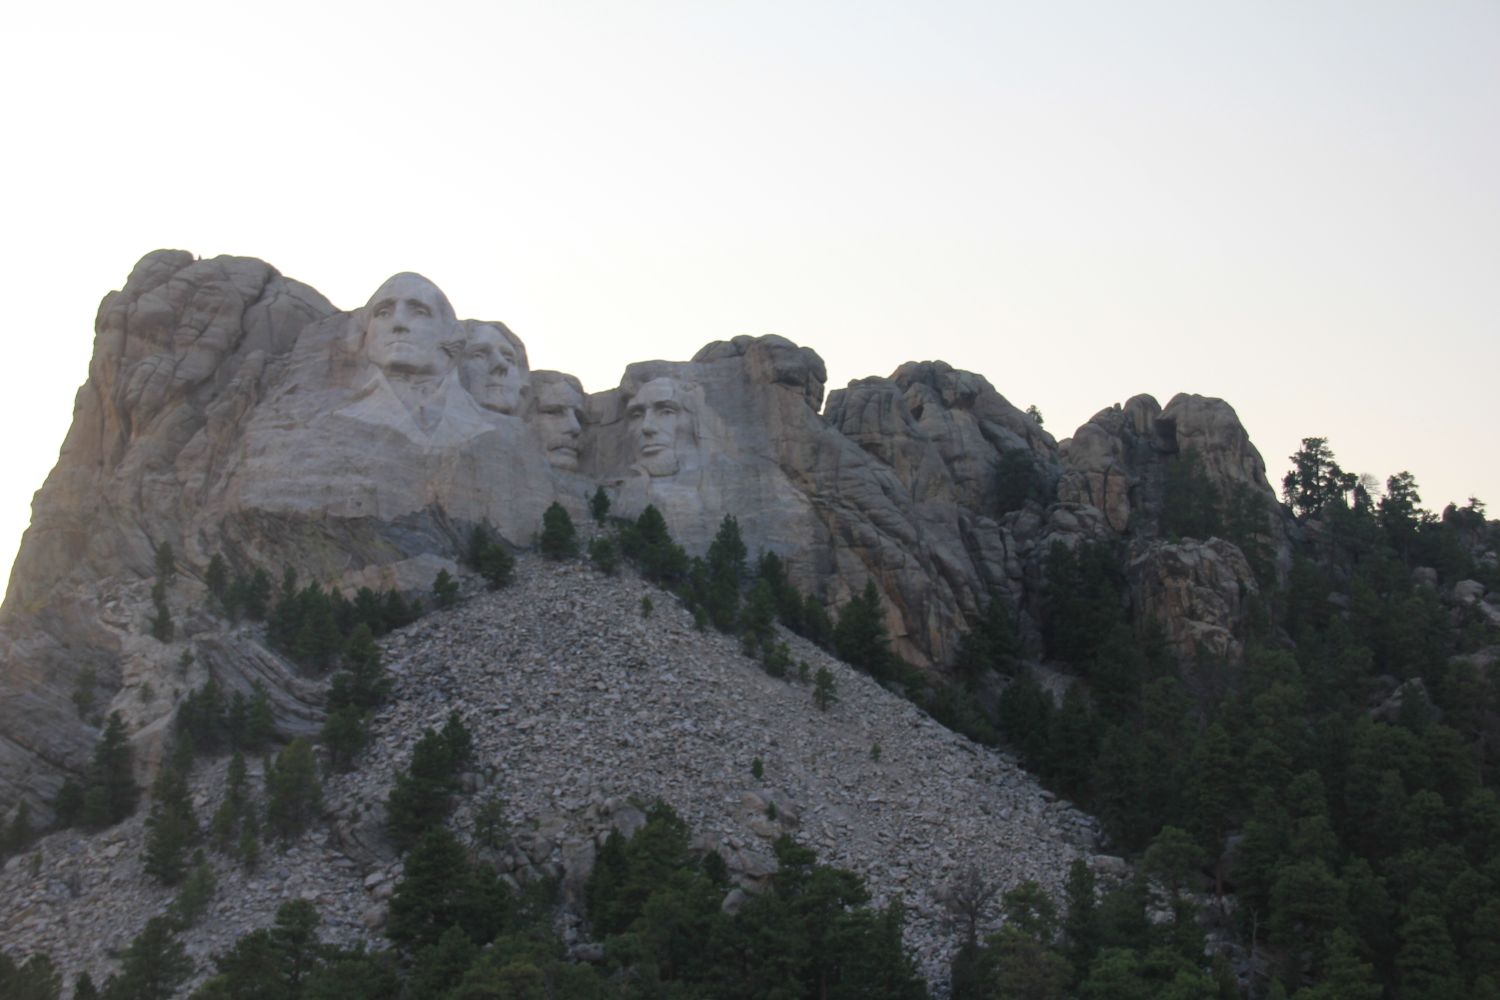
[0,250,1330,996]
[0,250,1282,817]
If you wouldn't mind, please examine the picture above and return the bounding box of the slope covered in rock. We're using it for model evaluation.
[0,555,1099,993]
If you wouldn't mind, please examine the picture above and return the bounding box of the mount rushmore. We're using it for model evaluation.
[0,250,1286,816]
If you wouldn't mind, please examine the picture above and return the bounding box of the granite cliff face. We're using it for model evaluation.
[0,251,1285,816]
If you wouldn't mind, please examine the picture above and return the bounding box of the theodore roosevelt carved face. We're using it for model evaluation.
[531,372,585,471]
[363,273,456,379]
[626,377,691,477]
[461,322,527,415]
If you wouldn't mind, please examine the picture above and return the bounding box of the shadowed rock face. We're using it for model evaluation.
[0,251,1286,817]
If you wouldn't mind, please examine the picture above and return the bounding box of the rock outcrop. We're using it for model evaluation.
[0,250,1286,818]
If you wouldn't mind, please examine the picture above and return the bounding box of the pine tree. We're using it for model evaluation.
[143,759,198,885]
[244,568,273,621]
[83,712,138,829]
[1282,437,1357,518]
[539,502,578,560]
[245,684,275,751]
[149,579,174,642]
[588,536,620,575]
[953,594,1021,687]
[813,667,838,712]
[205,554,229,610]
[589,486,611,523]
[703,515,747,632]
[387,720,470,852]
[104,917,191,1000]
[169,852,217,928]
[477,542,514,590]
[1062,858,1101,975]
[833,581,891,679]
[2,801,32,861]
[210,752,250,853]
[432,569,459,609]
[387,826,513,952]
[265,738,322,841]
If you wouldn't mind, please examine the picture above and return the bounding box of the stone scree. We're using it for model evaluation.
[0,555,1112,994]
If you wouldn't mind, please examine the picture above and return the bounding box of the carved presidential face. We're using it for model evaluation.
[364,273,453,378]
[533,377,585,470]
[461,323,527,415]
[626,377,689,477]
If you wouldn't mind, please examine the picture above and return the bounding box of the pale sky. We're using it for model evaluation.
[3,1,1497,583]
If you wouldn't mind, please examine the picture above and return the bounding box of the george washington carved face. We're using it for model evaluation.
[363,273,456,379]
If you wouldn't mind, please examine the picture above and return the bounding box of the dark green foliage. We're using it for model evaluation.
[1161,447,1224,540]
[588,535,619,575]
[154,541,177,582]
[584,805,927,999]
[1283,436,1357,518]
[477,541,514,590]
[1142,826,1202,902]
[0,951,60,1000]
[996,447,1049,515]
[1041,540,1125,663]
[177,679,232,755]
[72,712,138,830]
[622,505,690,585]
[143,754,199,885]
[180,801,929,1000]
[740,578,777,655]
[266,576,416,669]
[953,595,1021,687]
[209,753,253,855]
[431,569,459,609]
[589,485,611,523]
[328,624,386,711]
[148,578,174,642]
[814,666,838,711]
[1,801,33,863]
[1062,858,1101,973]
[800,593,835,648]
[997,668,1053,771]
[245,685,274,751]
[693,515,747,633]
[71,665,97,719]
[319,624,389,770]
[198,898,362,1000]
[386,714,472,853]
[104,917,191,1000]
[265,738,322,841]
[204,554,229,608]
[539,501,578,560]
[318,708,367,774]
[386,827,513,953]
[219,566,273,623]
[1045,684,1098,795]
[170,852,217,928]
[473,794,508,850]
[834,581,893,679]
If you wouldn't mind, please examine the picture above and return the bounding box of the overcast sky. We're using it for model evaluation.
[3,1,1497,583]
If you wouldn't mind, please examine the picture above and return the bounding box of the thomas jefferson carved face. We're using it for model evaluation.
[533,375,585,470]
[626,377,689,477]
[363,273,454,379]
[461,323,527,415]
